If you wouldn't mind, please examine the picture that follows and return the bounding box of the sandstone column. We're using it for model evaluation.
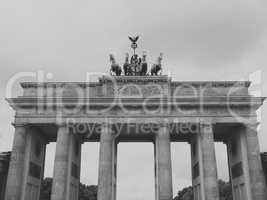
[5,125,47,200]
[97,123,117,200]
[199,123,219,200]
[244,124,267,200]
[226,127,252,200]
[5,124,27,200]
[51,124,81,200]
[113,143,118,200]
[154,124,173,200]
[191,122,219,200]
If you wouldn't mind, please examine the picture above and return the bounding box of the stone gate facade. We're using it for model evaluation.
[4,75,267,200]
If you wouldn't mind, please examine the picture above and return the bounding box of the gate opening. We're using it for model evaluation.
[43,142,56,180]
[171,142,192,198]
[117,143,155,200]
[80,142,99,186]
[215,142,230,182]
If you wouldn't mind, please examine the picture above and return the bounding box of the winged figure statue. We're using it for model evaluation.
[128,36,139,43]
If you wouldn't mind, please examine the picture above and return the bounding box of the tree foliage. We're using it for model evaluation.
[40,178,53,200]
[79,183,98,200]
[173,186,193,200]
[40,178,232,200]
[173,180,233,200]
[218,180,233,200]
[39,178,97,200]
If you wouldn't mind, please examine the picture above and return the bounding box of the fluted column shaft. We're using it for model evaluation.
[5,125,47,200]
[97,124,117,200]
[5,125,27,200]
[198,123,219,200]
[244,124,267,200]
[51,124,81,200]
[154,124,173,200]
[51,125,70,200]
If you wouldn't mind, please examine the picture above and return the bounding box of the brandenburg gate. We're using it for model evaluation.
[4,74,267,200]
[3,37,267,200]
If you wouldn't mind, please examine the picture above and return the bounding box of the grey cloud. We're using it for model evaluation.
[0,1,267,200]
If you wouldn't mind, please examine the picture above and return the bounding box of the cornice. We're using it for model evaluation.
[171,81,251,88]
[20,80,251,89]
[6,96,266,104]
[20,82,102,88]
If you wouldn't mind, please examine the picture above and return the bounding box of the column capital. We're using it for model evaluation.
[198,117,214,124]
[156,124,170,139]
[239,122,259,138]
[100,123,116,141]
[101,122,112,128]
[56,123,75,135]
[243,122,259,130]
[56,123,68,128]
[45,140,51,145]
[222,140,228,145]
[198,120,213,126]
[12,123,27,128]
[198,122,214,141]
[101,123,113,135]
[199,122,213,131]
[158,122,169,128]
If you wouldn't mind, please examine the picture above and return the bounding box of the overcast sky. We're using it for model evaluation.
[0,0,267,199]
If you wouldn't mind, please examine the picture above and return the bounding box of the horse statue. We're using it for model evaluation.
[140,52,148,76]
[109,54,122,76]
[150,53,163,76]
[123,53,131,75]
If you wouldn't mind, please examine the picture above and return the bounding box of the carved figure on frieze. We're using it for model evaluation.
[109,54,122,76]
[150,53,163,76]
[118,84,142,97]
[142,84,163,97]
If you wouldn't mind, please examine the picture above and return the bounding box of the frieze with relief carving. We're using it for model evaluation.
[118,84,166,97]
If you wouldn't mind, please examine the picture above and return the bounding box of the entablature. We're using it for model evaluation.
[18,76,251,98]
